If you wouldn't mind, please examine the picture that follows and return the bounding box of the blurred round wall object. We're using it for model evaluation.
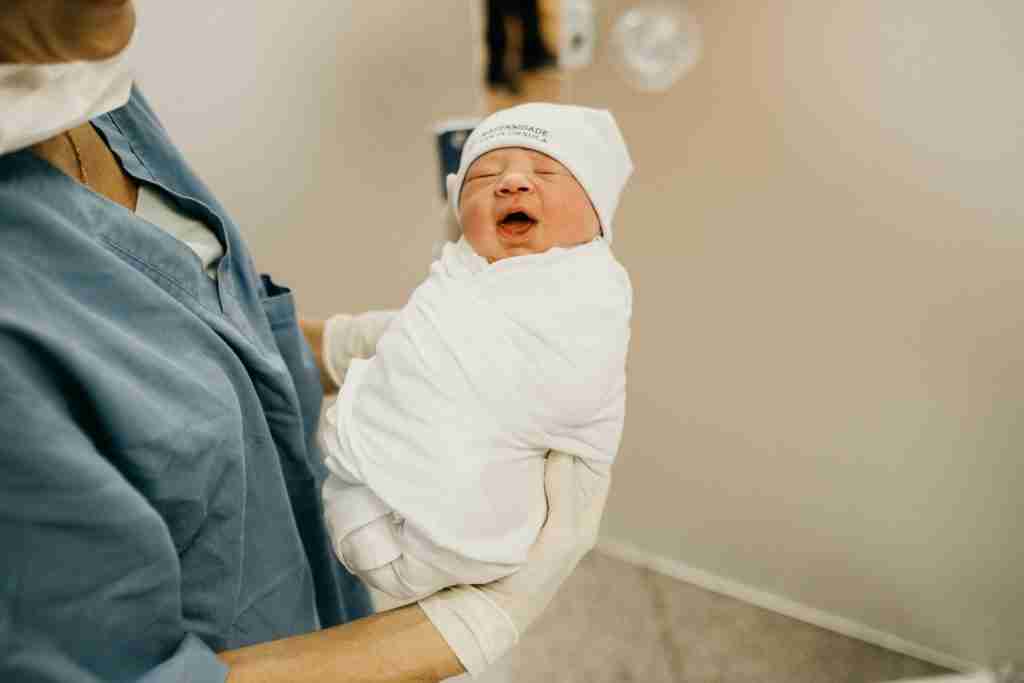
[559,0,597,70]
[611,1,702,92]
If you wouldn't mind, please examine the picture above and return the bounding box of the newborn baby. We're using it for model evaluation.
[320,102,634,600]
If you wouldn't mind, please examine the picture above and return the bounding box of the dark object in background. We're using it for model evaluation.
[486,0,558,94]
[434,119,479,199]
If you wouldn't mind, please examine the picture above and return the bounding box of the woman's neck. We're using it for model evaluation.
[30,123,139,212]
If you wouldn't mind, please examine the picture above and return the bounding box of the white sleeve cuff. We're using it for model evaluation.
[322,310,398,388]
[419,585,519,678]
[322,313,354,388]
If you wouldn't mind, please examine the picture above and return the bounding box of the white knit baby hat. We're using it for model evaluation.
[447,102,634,244]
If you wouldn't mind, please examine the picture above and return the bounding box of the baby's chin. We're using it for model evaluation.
[473,234,600,263]
[464,229,537,262]
[487,246,540,263]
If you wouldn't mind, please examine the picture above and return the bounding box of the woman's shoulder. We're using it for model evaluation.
[119,86,172,136]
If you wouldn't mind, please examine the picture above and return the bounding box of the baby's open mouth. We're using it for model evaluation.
[498,210,537,235]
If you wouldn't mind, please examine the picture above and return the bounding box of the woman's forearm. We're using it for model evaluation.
[219,604,464,682]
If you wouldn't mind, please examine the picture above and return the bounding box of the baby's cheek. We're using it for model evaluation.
[461,217,494,256]
[462,213,487,239]
[550,202,600,247]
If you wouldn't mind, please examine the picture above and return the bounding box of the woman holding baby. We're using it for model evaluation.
[0,2,616,681]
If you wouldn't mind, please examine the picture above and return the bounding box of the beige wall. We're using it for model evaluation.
[597,0,1023,668]
[133,0,1023,669]
[133,0,480,314]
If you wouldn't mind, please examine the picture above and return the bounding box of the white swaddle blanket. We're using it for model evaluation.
[320,236,631,598]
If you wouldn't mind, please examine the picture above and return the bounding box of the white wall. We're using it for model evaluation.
[132,0,1023,669]
[132,0,479,314]
[589,0,1024,668]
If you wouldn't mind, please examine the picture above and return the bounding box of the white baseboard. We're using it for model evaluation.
[595,536,981,674]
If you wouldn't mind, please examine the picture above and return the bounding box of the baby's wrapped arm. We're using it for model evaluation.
[338,515,459,601]
[322,473,519,601]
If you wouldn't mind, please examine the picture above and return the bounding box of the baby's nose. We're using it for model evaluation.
[496,172,534,195]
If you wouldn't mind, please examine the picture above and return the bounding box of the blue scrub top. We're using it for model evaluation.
[0,89,372,682]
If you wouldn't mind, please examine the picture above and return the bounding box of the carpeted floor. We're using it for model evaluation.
[374,551,951,682]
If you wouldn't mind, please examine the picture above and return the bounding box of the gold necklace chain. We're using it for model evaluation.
[64,129,89,187]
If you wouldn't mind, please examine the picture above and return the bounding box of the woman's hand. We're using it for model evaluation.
[302,311,397,392]
[0,1,135,64]
[419,452,611,675]
[299,317,335,392]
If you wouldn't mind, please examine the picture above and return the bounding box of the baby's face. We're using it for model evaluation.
[459,148,600,263]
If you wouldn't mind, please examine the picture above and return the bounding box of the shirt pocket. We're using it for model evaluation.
[258,274,327,482]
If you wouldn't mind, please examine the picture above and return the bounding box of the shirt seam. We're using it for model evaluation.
[232,562,309,625]
[100,237,267,351]
[99,236,226,323]
[106,110,159,182]
[106,108,243,315]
